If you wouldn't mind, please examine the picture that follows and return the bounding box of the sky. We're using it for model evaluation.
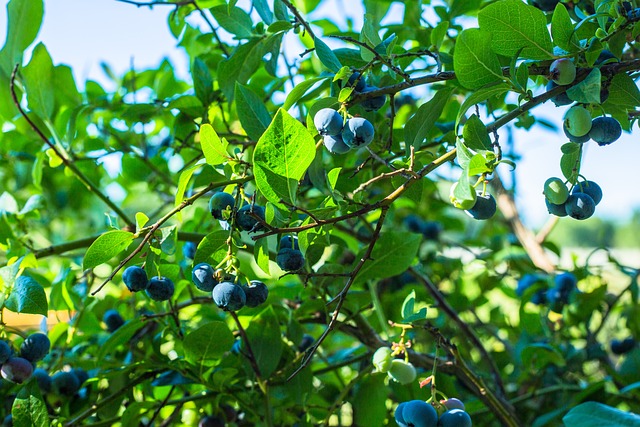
[0,0,639,228]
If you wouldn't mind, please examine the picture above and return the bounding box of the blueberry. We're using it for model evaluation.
[565,193,596,220]
[145,277,175,301]
[546,288,566,312]
[298,334,314,352]
[0,341,11,364]
[199,415,225,427]
[545,199,568,217]
[564,106,592,137]
[243,280,268,308]
[611,337,636,355]
[563,122,590,143]
[547,81,572,107]
[345,72,366,92]
[279,235,300,251]
[360,85,386,111]
[533,0,559,11]
[588,116,622,146]
[323,134,351,154]
[516,273,545,297]
[595,50,618,65]
[51,371,81,396]
[465,193,497,220]
[531,289,548,305]
[387,359,417,384]
[276,248,306,271]
[404,214,426,233]
[395,402,409,427]
[123,266,149,292]
[209,192,236,220]
[550,58,576,85]
[33,368,52,393]
[20,333,50,363]
[313,108,344,136]
[71,368,89,385]
[231,339,242,355]
[443,398,466,411]
[423,221,442,240]
[192,263,218,292]
[3,415,12,427]
[212,281,246,311]
[402,400,438,427]
[438,409,472,427]
[103,309,125,332]
[1,357,33,384]
[182,241,197,260]
[342,117,375,148]
[554,272,577,293]
[236,204,266,231]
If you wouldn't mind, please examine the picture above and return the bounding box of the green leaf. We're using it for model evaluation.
[97,318,145,360]
[235,83,272,141]
[355,232,421,283]
[184,321,234,367]
[567,68,601,104]
[478,0,553,60]
[22,43,54,119]
[217,38,265,102]
[404,87,454,149]
[552,3,579,52]
[5,275,48,316]
[83,230,135,270]
[603,73,640,111]
[468,153,491,176]
[246,306,282,378]
[282,77,327,110]
[360,13,382,62]
[352,374,388,427]
[253,109,316,209]
[192,57,213,106]
[210,6,254,38]
[456,83,510,128]
[560,143,581,184]
[174,161,204,222]
[199,124,229,166]
[253,0,274,24]
[254,237,270,275]
[453,172,475,203]
[563,402,640,427]
[401,290,427,323]
[314,37,342,72]
[431,20,449,49]
[135,212,149,233]
[0,0,44,75]
[521,343,565,370]
[193,230,229,267]
[12,380,49,427]
[453,29,504,90]
[463,115,493,151]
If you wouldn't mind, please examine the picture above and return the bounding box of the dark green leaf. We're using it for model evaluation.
[22,43,54,119]
[253,0,274,24]
[314,37,342,72]
[282,77,327,110]
[355,232,421,284]
[453,29,504,90]
[463,115,493,151]
[567,68,601,104]
[12,380,49,427]
[184,321,234,367]
[563,402,640,426]
[246,306,282,378]
[254,237,270,275]
[352,374,388,427]
[0,0,44,75]
[193,230,229,267]
[404,87,454,149]
[210,6,254,38]
[552,3,579,52]
[192,57,214,106]
[217,38,265,102]
[456,83,510,127]
[5,275,48,316]
[235,83,272,141]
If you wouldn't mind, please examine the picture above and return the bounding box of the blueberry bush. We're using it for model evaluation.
[1,0,640,426]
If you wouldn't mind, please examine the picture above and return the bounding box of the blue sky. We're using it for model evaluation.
[1,0,639,227]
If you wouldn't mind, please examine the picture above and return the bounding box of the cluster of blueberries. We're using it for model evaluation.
[544,178,602,220]
[208,192,266,232]
[395,398,472,427]
[611,337,637,355]
[449,184,497,220]
[276,235,305,272]
[621,1,640,21]
[192,262,268,311]
[516,272,578,312]
[314,108,375,154]
[372,347,417,385]
[122,265,174,301]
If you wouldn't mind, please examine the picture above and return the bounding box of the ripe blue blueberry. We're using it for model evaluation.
[438,409,472,427]
[314,108,344,136]
[342,117,375,148]
[71,368,89,385]
[276,248,306,271]
[323,134,351,154]
[123,266,149,292]
[103,309,125,332]
[0,340,11,364]
[345,72,366,92]
[360,85,386,111]
[1,357,33,384]
[402,400,438,427]
[192,263,217,292]
[52,371,81,396]
[572,180,602,205]
[182,241,197,260]
[298,334,314,352]
[465,193,497,220]
[20,333,50,363]
[236,204,266,231]
[531,289,547,305]
[404,214,426,233]
[554,272,577,294]
[395,402,408,427]
[589,116,622,146]
[33,368,52,393]
[199,415,225,427]
[546,287,566,313]
[516,274,545,297]
[545,199,568,217]
[145,276,175,301]
[279,235,300,251]
[243,280,268,308]
[533,0,559,11]
[209,192,236,220]
[611,337,636,355]
[443,398,466,411]
[423,221,442,240]
[212,281,246,311]
[547,81,572,107]
[565,193,596,220]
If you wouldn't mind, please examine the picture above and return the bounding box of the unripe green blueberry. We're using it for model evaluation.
[387,359,417,384]
[449,182,477,210]
[550,58,576,85]
[372,347,393,373]
[564,106,592,137]
[543,177,569,205]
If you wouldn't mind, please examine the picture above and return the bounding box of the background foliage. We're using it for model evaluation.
[1,0,640,426]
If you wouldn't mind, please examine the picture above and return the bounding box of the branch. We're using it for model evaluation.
[280,0,315,39]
